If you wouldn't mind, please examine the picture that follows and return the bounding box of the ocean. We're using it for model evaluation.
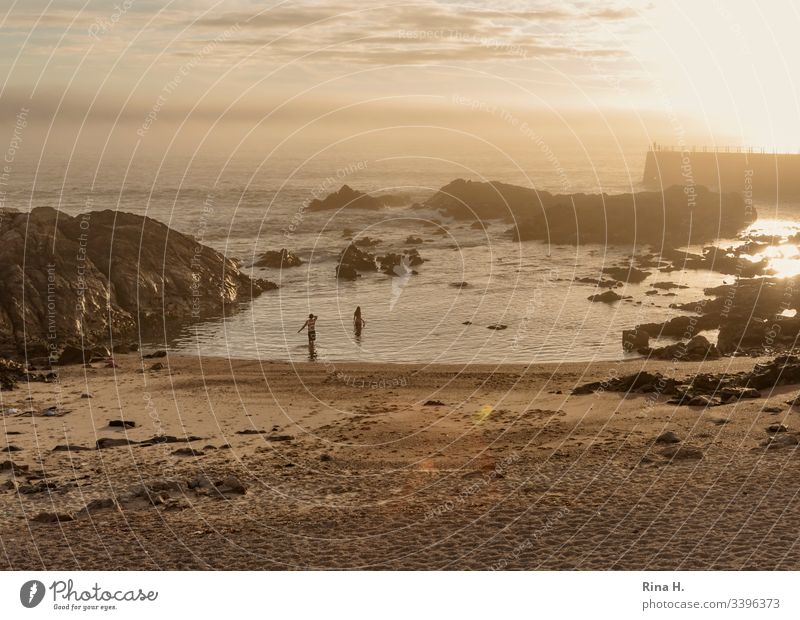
[6,144,799,365]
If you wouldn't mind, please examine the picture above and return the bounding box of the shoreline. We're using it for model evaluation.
[2,352,799,570]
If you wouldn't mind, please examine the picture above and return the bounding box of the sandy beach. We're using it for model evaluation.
[2,352,800,570]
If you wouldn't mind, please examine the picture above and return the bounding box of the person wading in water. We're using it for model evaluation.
[353,306,366,338]
[298,313,318,343]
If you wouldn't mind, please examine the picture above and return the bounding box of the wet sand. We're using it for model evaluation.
[2,352,800,570]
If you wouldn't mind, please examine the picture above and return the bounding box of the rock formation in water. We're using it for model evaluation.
[423,179,753,245]
[0,207,275,357]
[253,249,303,268]
[336,244,377,280]
[308,185,410,212]
[628,275,800,357]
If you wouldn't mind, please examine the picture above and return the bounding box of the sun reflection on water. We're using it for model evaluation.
[742,220,800,278]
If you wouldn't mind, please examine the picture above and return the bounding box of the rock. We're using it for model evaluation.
[58,345,86,365]
[137,435,203,447]
[335,264,360,280]
[601,266,652,284]
[354,236,381,247]
[449,282,469,288]
[687,395,720,408]
[622,328,649,352]
[767,424,788,433]
[337,244,377,277]
[573,370,673,395]
[423,400,445,406]
[0,208,269,355]
[1,479,18,491]
[80,497,120,514]
[30,511,75,524]
[253,249,303,268]
[112,342,138,354]
[763,406,783,413]
[761,434,800,449]
[655,431,681,444]
[2,445,22,452]
[267,435,293,442]
[80,392,92,398]
[0,460,28,474]
[188,474,213,489]
[108,420,136,429]
[487,324,507,330]
[652,281,689,290]
[96,437,138,450]
[149,362,164,371]
[143,350,167,359]
[462,321,472,325]
[218,475,247,495]
[405,236,423,244]
[645,290,659,296]
[308,185,409,211]
[376,249,424,275]
[172,447,204,457]
[52,444,92,452]
[659,445,704,460]
[320,453,333,462]
[588,291,622,303]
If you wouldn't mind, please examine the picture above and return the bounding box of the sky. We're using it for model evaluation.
[2,0,800,159]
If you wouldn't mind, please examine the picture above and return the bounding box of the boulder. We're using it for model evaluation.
[96,437,138,450]
[253,249,302,268]
[622,328,649,352]
[0,208,273,356]
[655,431,681,444]
[588,291,622,303]
[308,185,409,211]
[659,445,704,461]
[602,266,652,283]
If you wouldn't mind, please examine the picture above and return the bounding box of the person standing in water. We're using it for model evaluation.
[298,313,318,343]
[353,306,366,336]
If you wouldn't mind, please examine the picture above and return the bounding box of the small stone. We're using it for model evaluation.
[219,475,247,495]
[143,350,167,359]
[423,400,445,406]
[96,437,138,450]
[320,453,333,462]
[149,362,164,371]
[80,392,93,399]
[188,474,213,490]
[655,431,681,444]
[761,434,800,449]
[30,511,75,524]
[172,447,204,457]
[767,424,788,434]
[52,444,92,452]
[108,420,136,429]
[659,445,704,461]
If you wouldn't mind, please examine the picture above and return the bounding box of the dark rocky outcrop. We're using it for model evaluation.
[639,335,721,361]
[602,266,651,283]
[622,328,650,352]
[308,185,410,211]
[253,249,302,268]
[574,356,799,401]
[0,207,275,357]
[588,291,623,303]
[336,244,377,280]
[376,249,424,276]
[423,180,752,245]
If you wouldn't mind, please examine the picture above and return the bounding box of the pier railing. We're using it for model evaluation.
[648,144,788,154]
